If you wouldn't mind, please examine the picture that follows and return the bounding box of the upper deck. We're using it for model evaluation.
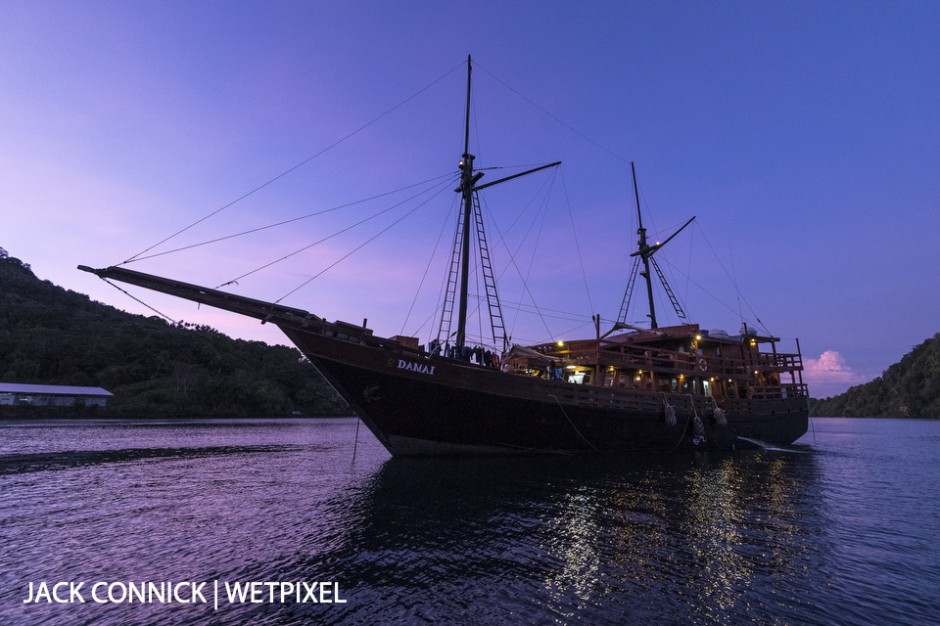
[505,323,807,400]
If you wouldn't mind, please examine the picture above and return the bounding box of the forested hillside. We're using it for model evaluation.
[0,248,347,417]
[810,333,940,418]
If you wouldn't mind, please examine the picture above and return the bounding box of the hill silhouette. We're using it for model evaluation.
[810,333,940,418]
[12,246,936,420]
[0,247,347,417]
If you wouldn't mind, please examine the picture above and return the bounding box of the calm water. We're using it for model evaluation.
[0,417,937,625]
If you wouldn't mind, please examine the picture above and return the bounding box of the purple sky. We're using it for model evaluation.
[3,1,938,398]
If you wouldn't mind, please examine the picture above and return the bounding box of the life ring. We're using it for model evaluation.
[697,358,708,372]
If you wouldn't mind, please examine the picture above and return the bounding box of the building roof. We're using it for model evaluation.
[0,383,113,397]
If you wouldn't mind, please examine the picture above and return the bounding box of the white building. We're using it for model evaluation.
[0,383,113,407]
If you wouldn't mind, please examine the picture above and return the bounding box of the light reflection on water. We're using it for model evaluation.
[0,417,937,625]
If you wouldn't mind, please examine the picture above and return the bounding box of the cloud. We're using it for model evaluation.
[803,350,869,397]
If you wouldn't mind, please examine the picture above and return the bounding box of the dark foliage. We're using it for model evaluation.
[810,332,940,418]
[0,247,347,417]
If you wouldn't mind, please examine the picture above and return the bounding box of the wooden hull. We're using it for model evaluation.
[80,253,809,457]
[280,324,808,457]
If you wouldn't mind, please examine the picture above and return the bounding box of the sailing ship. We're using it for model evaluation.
[79,57,808,455]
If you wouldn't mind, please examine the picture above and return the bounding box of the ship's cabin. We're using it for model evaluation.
[504,323,807,400]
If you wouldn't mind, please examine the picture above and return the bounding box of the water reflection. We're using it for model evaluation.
[303,450,821,624]
[0,419,829,625]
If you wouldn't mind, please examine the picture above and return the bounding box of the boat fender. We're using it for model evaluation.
[710,397,727,426]
[690,395,706,445]
[662,395,677,427]
[713,407,727,426]
[692,412,706,446]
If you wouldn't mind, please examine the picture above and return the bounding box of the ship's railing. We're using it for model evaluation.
[562,343,803,379]
[543,380,713,415]
[749,383,809,399]
[756,352,804,371]
[509,346,810,401]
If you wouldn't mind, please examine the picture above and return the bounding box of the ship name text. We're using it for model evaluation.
[397,359,436,376]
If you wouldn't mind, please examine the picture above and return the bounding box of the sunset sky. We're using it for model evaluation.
[3,1,938,398]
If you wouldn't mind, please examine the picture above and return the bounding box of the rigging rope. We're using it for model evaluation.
[559,168,595,314]
[102,278,178,325]
[215,176,455,290]
[127,172,457,264]
[693,221,772,336]
[504,179,551,342]
[459,61,627,341]
[651,221,773,336]
[276,182,453,303]
[123,59,467,265]
[664,403,696,454]
[103,278,331,404]
[400,192,458,338]
[548,394,601,452]
[474,62,630,165]
[481,194,555,343]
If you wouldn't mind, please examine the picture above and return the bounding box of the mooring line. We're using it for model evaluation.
[548,394,601,452]
[351,417,362,464]
[662,395,696,454]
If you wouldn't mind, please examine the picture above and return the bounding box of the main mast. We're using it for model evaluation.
[632,162,659,329]
[444,55,560,353]
[455,55,481,350]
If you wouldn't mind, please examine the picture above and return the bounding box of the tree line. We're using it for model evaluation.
[6,246,938,419]
[810,332,940,418]
[0,247,348,417]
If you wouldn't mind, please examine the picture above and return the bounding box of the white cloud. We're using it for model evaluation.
[803,350,869,398]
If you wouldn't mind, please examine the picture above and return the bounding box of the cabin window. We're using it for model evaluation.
[634,371,651,390]
[703,379,712,397]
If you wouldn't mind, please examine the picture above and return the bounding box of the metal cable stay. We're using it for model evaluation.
[100,62,572,351]
[430,55,565,360]
[120,60,470,266]
[616,163,775,338]
[97,54,770,348]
